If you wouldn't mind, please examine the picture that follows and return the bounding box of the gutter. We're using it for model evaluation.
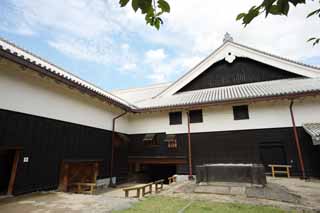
[289,100,306,179]
[109,111,127,187]
[187,112,194,180]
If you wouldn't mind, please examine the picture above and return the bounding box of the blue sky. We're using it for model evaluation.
[0,0,319,91]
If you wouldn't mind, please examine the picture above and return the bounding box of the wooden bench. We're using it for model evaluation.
[123,183,153,198]
[70,182,97,194]
[268,164,292,178]
[142,182,153,196]
[154,179,164,193]
[168,176,177,185]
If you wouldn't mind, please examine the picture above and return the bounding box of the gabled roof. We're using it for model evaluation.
[156,41,320,98]
[112,82,171,104]
[0,38,136,111]
[135,78,320,111]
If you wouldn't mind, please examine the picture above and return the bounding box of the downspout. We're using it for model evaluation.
[187,112,194,180]
[289,100,306,179]
[109,111,127,187]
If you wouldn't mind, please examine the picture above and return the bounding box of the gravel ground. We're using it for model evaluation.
[0,185,140,213]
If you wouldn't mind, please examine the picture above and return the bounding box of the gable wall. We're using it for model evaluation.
[178,57,301,92]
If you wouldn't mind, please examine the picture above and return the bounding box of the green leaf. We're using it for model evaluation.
[131,0,139,12]
[263,0,277,16]
[307,8,320,18]
[119,0,130,7]
[236,13,246,21]
[268,5,282,15]
[158,0,170,13]
[276,0,290,15]
[289,0,305,6]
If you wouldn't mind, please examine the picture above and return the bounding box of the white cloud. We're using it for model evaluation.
[145,49,167,62]
[121,63,137,71]
[1,0,320,86]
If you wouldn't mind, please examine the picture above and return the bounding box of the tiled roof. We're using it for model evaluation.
[136,78,320,110]
[112,82,171,104]
[303,123,320,145]
[0,38,136,110]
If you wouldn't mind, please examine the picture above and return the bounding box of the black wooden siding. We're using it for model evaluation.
[178,57,302,92]
[190,128,320,177]
[127,128,320,177]
[0,109,128,195]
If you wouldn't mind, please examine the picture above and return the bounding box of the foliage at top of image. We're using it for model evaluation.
[119,0,319,46]
[119,0,170,30]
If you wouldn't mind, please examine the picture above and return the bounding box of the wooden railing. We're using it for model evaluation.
[268,164,292,178]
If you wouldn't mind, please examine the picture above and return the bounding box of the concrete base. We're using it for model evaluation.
[175,175,195,182]
[96,177,117,188]
[194,182,300,204]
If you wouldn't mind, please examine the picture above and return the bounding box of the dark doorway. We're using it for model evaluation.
[259,143,287,174]
[137,164,176,183]
[0,150,15,195]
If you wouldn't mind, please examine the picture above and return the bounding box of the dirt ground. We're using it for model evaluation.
[163,177,320,212]
[0,178,319,212]
[0,183,148,213]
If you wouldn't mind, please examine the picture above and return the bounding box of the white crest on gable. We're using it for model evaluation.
[225,52,236,63]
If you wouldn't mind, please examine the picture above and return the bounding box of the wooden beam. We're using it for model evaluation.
[7,150,20,195]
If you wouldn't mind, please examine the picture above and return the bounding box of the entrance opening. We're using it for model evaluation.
[0,150,15,195]
[58,160,100,193]
[135,164,176,183]
[259,143,287,175]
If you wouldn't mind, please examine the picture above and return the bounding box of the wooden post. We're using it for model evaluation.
[271,165,275,178]
[62,163,69,192]
[7,150,20,195]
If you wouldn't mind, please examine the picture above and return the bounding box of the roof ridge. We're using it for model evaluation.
[112,82,171,93]
[174,77,308,95]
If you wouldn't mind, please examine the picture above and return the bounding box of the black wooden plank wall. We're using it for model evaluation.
[0,109,128,195]
[178,57,302,92]
[128,128,320,177]
[190,128,320,177]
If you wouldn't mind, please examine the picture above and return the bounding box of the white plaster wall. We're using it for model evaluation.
[127,97,320,134]
[0,60,129,132]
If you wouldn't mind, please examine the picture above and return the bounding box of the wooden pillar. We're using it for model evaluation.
[59,162,69,192]
[7,150,20,195]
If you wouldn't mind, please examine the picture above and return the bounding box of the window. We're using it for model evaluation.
[189,109,203,123]
[233,105,249,120]
[143,133,159,147]
[169,111,182,125]
[164,134,177,149]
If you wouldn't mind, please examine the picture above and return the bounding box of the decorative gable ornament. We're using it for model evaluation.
[225,52,236,63]
[223,32,233,43]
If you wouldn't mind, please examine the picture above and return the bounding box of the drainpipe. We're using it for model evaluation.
[109,111,127,187]
[289,100,306,179]
[187,112,194,180]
